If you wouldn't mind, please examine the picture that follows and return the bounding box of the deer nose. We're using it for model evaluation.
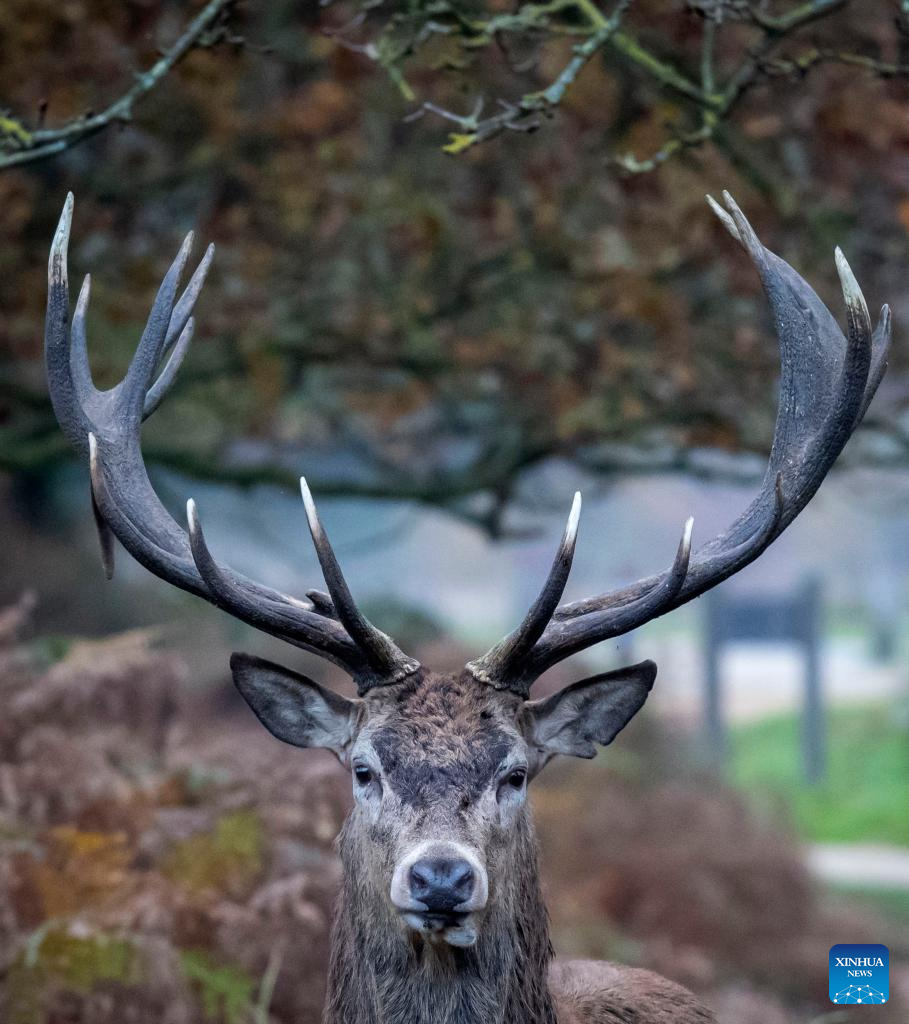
[409,857,475,912]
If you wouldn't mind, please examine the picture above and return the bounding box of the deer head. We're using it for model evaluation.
[45,193,889,956]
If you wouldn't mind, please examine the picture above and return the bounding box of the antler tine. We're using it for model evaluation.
[71,274,97,399]
[186,499,369,673]
[165,242,214,356]
[705,193,740,243]
[300,478,420,687]
[554,476,782,626]
[116,232,194,425]
[801,246,874,468]
[57,219,213,442]
[49,196,419,690]
[477,193,887,694]
[467,492,581,690]
[46,193,93,456]
[518,516,693,686]
[144,242,215,419]
[144,316,194,418]
[858,304,891,426]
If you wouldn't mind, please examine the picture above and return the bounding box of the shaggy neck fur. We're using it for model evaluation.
[323,812,557,1024]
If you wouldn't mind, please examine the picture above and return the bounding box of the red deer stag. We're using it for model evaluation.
[46,193,889,1024]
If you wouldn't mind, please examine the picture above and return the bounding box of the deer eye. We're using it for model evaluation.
[354,765,373,786]
[505,769,527,790]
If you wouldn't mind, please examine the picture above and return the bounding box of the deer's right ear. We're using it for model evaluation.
[230,653,360,765]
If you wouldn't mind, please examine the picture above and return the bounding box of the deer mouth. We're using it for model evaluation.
[401,910,478,948]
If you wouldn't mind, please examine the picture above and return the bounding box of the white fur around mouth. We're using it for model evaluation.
[402,911,478,948]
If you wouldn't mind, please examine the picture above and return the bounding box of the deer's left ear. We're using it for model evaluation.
[523,660,656,769]
[230,653,360,765]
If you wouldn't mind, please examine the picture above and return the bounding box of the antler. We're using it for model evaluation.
[45,194,419,694]
[470,192,891,697]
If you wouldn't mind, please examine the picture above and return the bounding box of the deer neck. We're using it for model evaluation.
[323,815,557,1024]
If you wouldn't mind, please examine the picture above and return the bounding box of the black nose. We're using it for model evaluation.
[409,857,475,912]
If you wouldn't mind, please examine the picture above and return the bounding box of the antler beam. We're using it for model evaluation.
[45,194,419,693]
[472,192,890,696]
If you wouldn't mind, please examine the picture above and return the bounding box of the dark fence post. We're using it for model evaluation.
[703,578,825,783]
[705,592,727,767]
[800,577,825,784]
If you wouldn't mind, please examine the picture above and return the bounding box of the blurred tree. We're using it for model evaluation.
[0,1,908,530]
[330,0,909,165]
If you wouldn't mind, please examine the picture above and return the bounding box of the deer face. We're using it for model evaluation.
[231,655,656,948]
[352,673,527,948]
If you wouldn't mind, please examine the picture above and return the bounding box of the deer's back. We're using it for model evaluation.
[550,959,716,1024]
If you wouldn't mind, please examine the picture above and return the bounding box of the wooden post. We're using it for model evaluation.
[703,578,826,783]
[704,592,726,767]
[800,577,825,784]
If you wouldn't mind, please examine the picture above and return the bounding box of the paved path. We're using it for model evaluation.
[808,844,909,891]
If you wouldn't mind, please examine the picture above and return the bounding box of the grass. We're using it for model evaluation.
[730,703,909,847]
[180,950,256,1024]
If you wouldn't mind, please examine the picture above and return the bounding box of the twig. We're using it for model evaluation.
[761,48,909,80]
[339,0,883,174]
[253,939,286,1024]
[0,0,236,170]
[614,120,715,174]
[527,0,634,108]
[409,0,634,152]
[749,0,849,35]
[607,28,709,105]
[701,15,717,96]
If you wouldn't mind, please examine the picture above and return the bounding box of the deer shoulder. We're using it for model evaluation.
[550,959,715,1024]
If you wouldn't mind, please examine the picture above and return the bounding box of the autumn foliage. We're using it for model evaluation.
[0,597,903,1022]
[2,2,909,523]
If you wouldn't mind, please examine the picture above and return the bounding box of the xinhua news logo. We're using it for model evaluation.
[830,944,889,1004]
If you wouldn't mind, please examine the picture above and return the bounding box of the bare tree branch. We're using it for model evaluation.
[0,0,237,170]
[324,0,907,174]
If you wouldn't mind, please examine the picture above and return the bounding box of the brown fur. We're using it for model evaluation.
[325,811,557,1024]
[550,961,715,1023]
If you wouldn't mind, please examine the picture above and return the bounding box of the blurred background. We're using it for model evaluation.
[2,1,909,1021]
